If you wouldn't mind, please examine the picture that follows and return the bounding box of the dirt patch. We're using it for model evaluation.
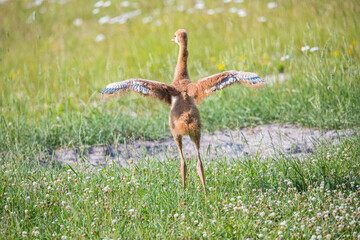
[53,124,354,168]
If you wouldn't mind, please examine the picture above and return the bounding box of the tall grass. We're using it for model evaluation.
[0,0,359,151]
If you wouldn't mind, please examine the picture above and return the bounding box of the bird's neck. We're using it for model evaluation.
[173,42,189,84]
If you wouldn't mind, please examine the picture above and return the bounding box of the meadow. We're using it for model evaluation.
[0,0,360,238]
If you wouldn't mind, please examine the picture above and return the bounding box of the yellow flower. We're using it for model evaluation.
[217,63,225,71]
[238,55,244,61]
[348,47,353,55]
[352,40,356,46]
[210,57,216,63]
[151,26,157,32]
[244,64,249,70]
[333,51,339,57]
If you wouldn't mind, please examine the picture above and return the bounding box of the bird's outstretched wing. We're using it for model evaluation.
[100,79,179,105]
[187,70,265,104]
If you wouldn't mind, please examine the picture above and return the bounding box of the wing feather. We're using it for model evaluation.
[187,70,265,104]
[100,79,179,105]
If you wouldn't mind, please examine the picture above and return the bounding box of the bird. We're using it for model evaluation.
[100,29,265,195]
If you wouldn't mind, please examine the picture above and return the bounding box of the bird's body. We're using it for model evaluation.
[101,29,265,194]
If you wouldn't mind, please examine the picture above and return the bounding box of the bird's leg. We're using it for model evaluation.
[191,133,207,195]
[174,134,187,188]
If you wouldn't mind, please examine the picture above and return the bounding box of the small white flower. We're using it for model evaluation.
[25,209,28,214]
[102,185,111,193]
[95,34,105,42]
[301,45,310,52]
[207,9,215,15]
[103,1,111,7]
[229,7,237,13]
[174,213,179,219]
[195,2,205,10]
[280,221,287,227]
[98,16,110,24]
[121,1,129,7]
[259,211,265,217]
[257,16,267,22]
[310,47,319,52]
[73,18,83,26]
[237,9,247,17]
[65,205,71,211]
[94,1,103,7]
[8,122,12,126]
[22,231,28,236]
[258,234,264,238]
[32,230,40,236]
[224,0,232,3]
[142,16,152,23]
[267,2,278,8]
[92,8,100,14]
[269,212,276,218]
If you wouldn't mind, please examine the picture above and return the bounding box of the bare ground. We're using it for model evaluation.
[54,124,354,168]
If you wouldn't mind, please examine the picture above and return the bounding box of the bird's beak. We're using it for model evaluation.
[171,37,175,42]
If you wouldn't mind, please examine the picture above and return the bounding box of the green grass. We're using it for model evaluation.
[0,0,359,152]
[1,0,360,238]
[1,134,360,239]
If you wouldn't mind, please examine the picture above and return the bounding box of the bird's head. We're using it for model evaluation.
[171,29,187,45]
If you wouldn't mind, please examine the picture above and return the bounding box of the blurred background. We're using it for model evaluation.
[0,0,359,151]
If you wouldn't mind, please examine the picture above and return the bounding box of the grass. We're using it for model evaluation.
[0,0,359,151]
[0,0,360,238]
[1,135,360,239]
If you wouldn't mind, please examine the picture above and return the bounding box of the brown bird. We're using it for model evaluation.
[101,29,265,194]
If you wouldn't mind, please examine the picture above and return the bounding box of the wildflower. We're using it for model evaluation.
[98,16,110,24]
[95,34,105,42]
[103,1,111,7]
[217,63,225,71]
[224,0,232,3]
[280,55,290,61]
[5,205,8,211]
[269,212,276,218]
[61,236,67,240]
[32,230,40,236]
[258,234,264,238]
[65,205,71,212]
[237,9,247,17]
[142,16,152,23]
[194,220,199,225]
[174,213,179,219]
[310,47,319,52]
[267,2,277,8]
[280,221,287,227]
[349,47,353,55]
[257,16,266,22]
[301,45,310,52]
[259,211,265,217]
[94,1,103,7]
[22,231,28,237]
[195,1,205,10]
[121,1,129,7]
[326,234,331,239]
[8,122,12,126]
[102,185,111,193]
[25,210,28,214]
[203,232,207,237]
[92,8,100,14]
[73,18,83,26]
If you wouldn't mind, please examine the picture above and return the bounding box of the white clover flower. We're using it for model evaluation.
[121,1,129,7]
[259,211,265,217]
[95,34,105,42]
[174,213,179,219]
[258,234,264,238]
[98,16,110,24]
[32,230,40,236]
[102,185,111,193]
[92,8,100,14]
[257,16,267,22]
[194,220,199,225]
[269,212,276,218]
[207,9,215,15]
[22,231,28,237]
[301,45,310,52]
[94,1,103,7]
[73,18,83,26]
[65,205,71,211]
[229,7,237,13]
[25,209,28,214]
[195,1,205,10]
[267,2,278,8]
[237,9,247,17]
[326,234,331,239]
[103,1,111,7]
[310,47,319,52]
